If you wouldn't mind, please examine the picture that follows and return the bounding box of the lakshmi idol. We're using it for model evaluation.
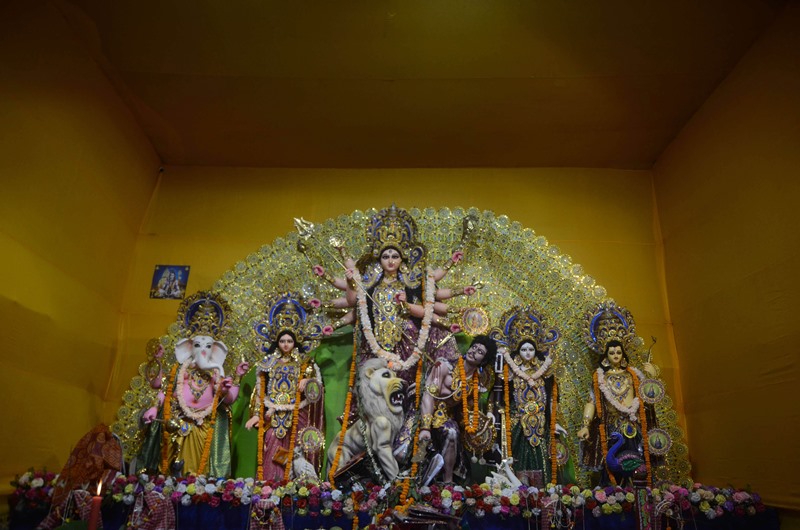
[245,293,325,482]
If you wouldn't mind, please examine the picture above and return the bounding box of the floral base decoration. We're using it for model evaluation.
[8,469,774,530]
[9,469,57,513]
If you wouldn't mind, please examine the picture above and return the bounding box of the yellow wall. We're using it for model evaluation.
[0,0,161,495]
[654,3,800,512]
[113,166,683,443]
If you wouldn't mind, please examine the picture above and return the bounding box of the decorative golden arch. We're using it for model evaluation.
[114,206,690,486]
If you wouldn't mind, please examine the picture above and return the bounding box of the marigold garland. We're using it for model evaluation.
[351,493,360,530]
[502,365,512,457]
[459,357,479,434]
[283,361,309,482]
[399,360,425,507]
[329,341,359,486]
[257,371,267,481]
[196,382,222,475]
[550,381,559,483]
[160,364,179,473]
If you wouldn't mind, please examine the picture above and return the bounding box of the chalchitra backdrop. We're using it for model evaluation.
[113,207,691,487]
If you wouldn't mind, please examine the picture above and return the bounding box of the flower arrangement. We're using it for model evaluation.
[9,469,770,529]
[9,469,57,512]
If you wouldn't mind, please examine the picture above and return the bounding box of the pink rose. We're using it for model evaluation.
[594,491,607,502]
[322,325,334,336]
[309,298,321,308]
[451,251,464,263]
[312,265,325,277]
[732,491,751,503]
[450,324,462,333]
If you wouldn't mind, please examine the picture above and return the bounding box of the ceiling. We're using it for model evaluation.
[57,0,785,168]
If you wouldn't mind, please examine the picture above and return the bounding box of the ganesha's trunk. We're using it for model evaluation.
[199,361,225,378]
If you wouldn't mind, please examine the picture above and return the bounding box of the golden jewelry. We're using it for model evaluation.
[421,414,433,430]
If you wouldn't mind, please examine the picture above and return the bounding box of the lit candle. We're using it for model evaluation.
[87,480,103,530]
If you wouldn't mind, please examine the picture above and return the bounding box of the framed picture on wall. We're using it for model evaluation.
[150,265,190,299]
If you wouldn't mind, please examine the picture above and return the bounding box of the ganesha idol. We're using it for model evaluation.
[137,292,248,477]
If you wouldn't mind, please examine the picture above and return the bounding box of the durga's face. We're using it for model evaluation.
[380,248,402,274]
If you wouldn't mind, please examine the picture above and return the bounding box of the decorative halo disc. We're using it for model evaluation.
[648,428,672,456]
[304,379,322,403]
[461,307,490,336]
[555,438,570,465]
[299,426,324,453]
[639,378,666,404]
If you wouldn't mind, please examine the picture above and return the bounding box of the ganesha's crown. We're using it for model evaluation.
[367,204,418,258]
[178,291,231,340]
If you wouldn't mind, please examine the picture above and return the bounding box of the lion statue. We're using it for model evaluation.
[327,358,406,481]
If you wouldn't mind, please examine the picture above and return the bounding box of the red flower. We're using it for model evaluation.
[282,496,292,508]
[296,498,308,509]
[209,495,221,508]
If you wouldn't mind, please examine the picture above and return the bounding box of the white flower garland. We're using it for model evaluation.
[596,367,644,422]
[176,360,217,425]
[357,267,436,372]
[501,347,553,386]
[253,357,317,415]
